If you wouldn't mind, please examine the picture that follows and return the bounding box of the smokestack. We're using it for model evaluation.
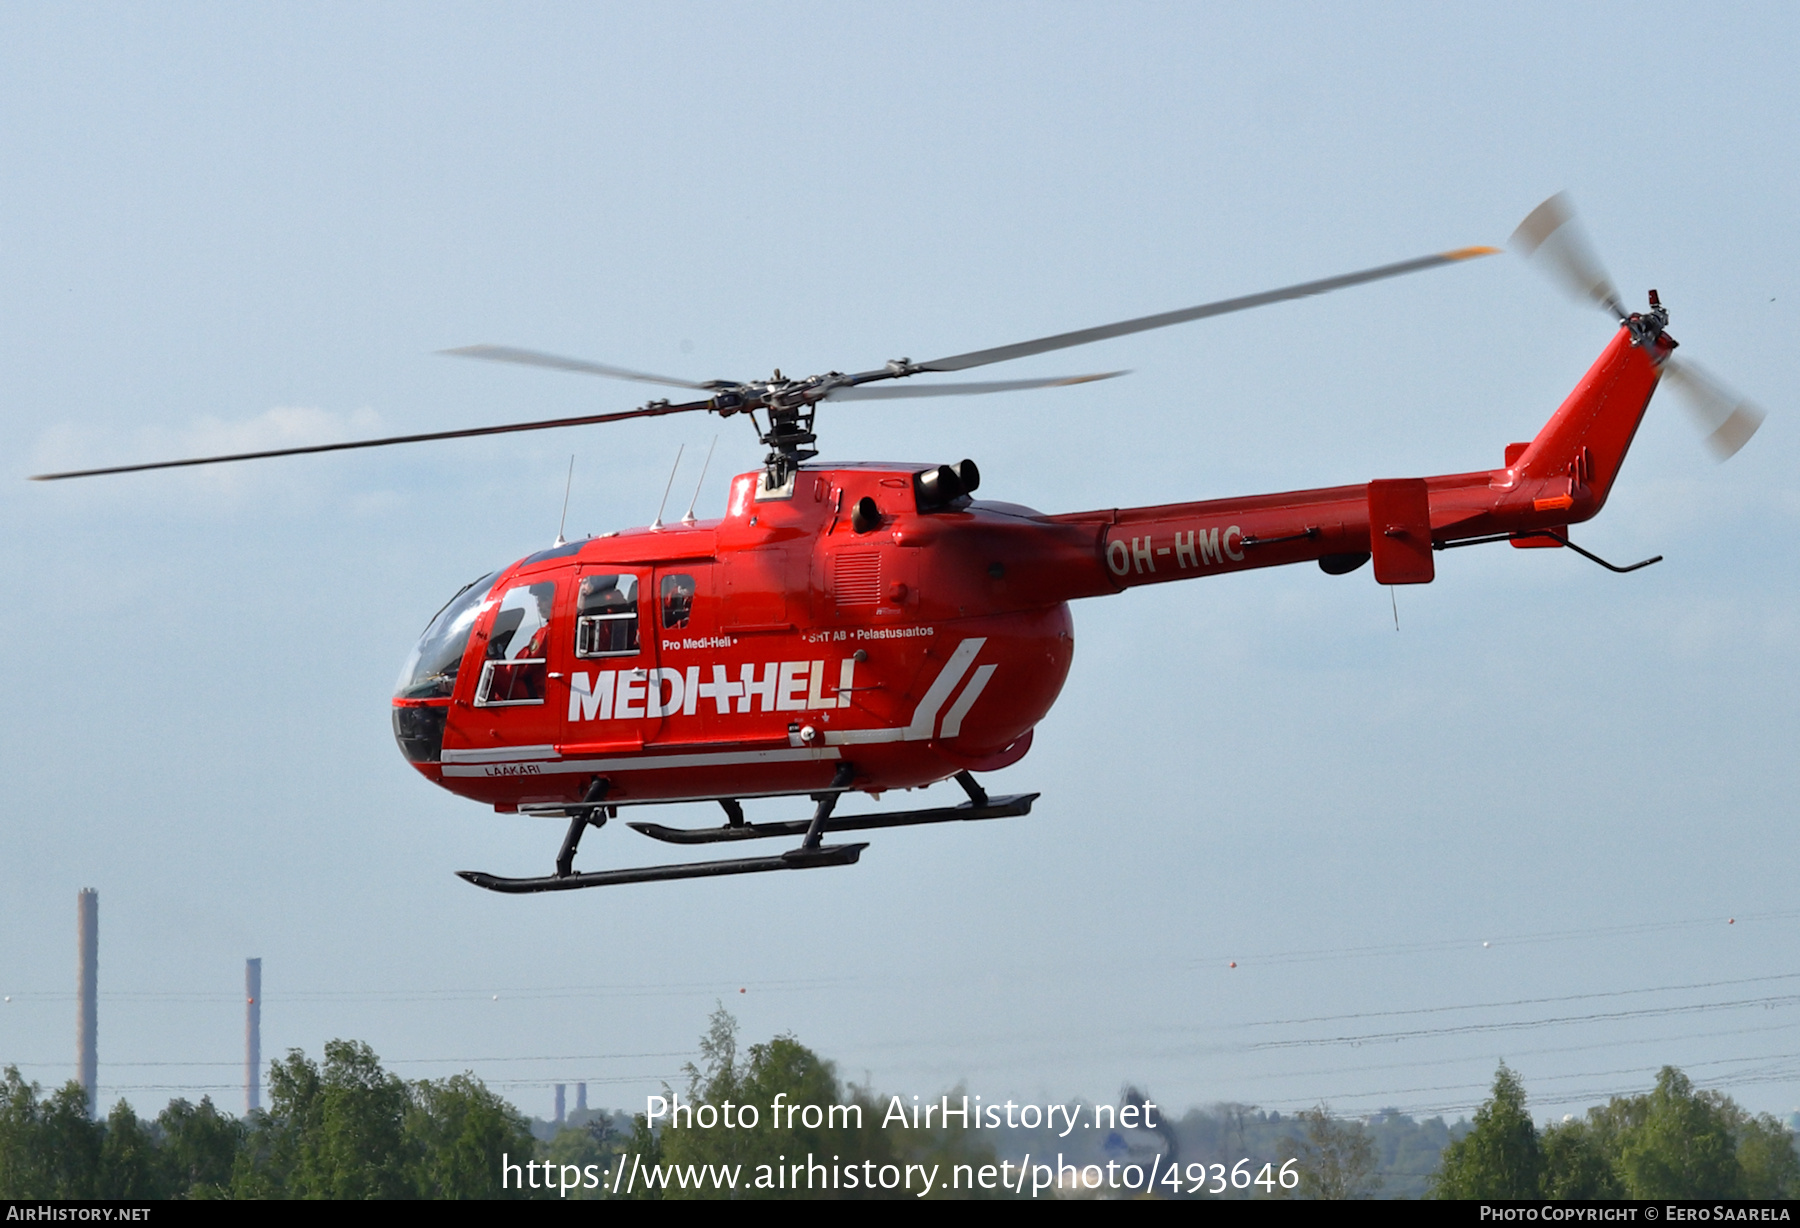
[245,958,262,1115]
[577,1082,587,1114]
[554,1083,566,1124]
[76,889,97,1118]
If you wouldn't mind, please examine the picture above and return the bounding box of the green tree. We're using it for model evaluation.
[655,1006,997,1200]
[667,1003,758,1175]
[407,1073,537,1198]
[1733,1112,1800,1199]
[1540,1115,1622,1199]
[542,1119,620,1201]
[1478,1064,1797,1201]
[1613,1067,1738,1199]
[231,1049,319,1196]
[660,1007,876,1198]
[614,1110,665,1201]
[0,1071,110,1198]
[33,1080,104,1198]
[1280,1105,1379,1199]
[98,1101,162,1198]
[234,1040,414,1198]
[0,1069,89,1197]
[6,1045,545,1202]
[0,1068,44,1196]
[157,1096,244,1197]
[1431,1064,1543,1199]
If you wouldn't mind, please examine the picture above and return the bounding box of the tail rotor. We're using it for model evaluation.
[1510,192,1765,461]
[1510,192,1627,320]
[1661,358,1766,461]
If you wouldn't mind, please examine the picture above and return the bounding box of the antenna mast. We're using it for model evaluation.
[649,445,684,531]
[554,456,575,546]
[681,436,719,526]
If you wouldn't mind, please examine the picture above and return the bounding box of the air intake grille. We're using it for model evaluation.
[833,553,881,606]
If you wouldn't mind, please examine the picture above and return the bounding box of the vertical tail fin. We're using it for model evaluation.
[1510,322,1670,520]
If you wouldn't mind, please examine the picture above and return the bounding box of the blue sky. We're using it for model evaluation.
[3,3,1797,1125]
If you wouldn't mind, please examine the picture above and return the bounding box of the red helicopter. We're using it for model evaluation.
[32,196,1763,892]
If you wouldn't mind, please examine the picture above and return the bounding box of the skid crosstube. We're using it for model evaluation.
[457,842,867,893]
[628,792,1039,845]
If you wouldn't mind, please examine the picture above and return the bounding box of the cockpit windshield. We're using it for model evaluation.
[395,573,497,700]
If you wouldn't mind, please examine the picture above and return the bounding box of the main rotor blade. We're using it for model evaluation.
[1509,193,1626,320]
[824,371,1125,400]
[442,345,715,391]
[1662,359,1765,460]
[28,400,714,481]
[907,247,1499,374]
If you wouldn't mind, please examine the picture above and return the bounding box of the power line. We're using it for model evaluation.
[1201,1016,1800,1088]
[86,1072,681,1096]
[815,974,1800,1063]
[1189,908,1800,970]
[7,1050,698,1071]
[1250,993,1800,1051]
[1236,971,1800,1031]
[1303,1049,1800,1111]
[0,976,849,1004]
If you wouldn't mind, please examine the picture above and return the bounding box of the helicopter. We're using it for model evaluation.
[31,195,1765,892]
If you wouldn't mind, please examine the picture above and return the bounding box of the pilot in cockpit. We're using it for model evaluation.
[520,587,553,660]
[662,574,694,630]
[579,575,626,612]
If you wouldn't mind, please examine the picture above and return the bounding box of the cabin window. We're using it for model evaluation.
[475,581,555,706]
[575,573,640,658]
[661,574,695,631]
[395,572,497,700]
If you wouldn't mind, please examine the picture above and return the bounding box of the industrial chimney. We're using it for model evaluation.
[245,958,262,1114]
[76,889,97,1118]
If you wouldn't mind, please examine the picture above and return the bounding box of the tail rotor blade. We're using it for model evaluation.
[1662,359,1765,460]
[1510,193,1626,320]
[1510,195,1762,462]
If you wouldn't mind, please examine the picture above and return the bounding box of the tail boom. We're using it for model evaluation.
[1047,322,1667,592]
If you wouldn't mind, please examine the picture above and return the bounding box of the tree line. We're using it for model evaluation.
[0,1040,537,1198]
[3,1019,1795,1198]
[1432,1063,1799,1199]
[0,1011,997,1200]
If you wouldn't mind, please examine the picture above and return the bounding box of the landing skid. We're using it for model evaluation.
[456,769,1031,892]
[457,843,867,893]
[629,792,1037,844]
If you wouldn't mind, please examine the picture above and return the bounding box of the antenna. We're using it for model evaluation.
[554,456,574,546]
[649,444,684,532]
[681,435,719,526]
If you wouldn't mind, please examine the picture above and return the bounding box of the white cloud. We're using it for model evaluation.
[175,405,384,458]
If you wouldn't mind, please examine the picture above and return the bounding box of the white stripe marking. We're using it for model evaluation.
[440,745,841,777]
[938,663,997,739]
[904,637,985,741]
[440,744,559,764]
[823,727,906,745]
